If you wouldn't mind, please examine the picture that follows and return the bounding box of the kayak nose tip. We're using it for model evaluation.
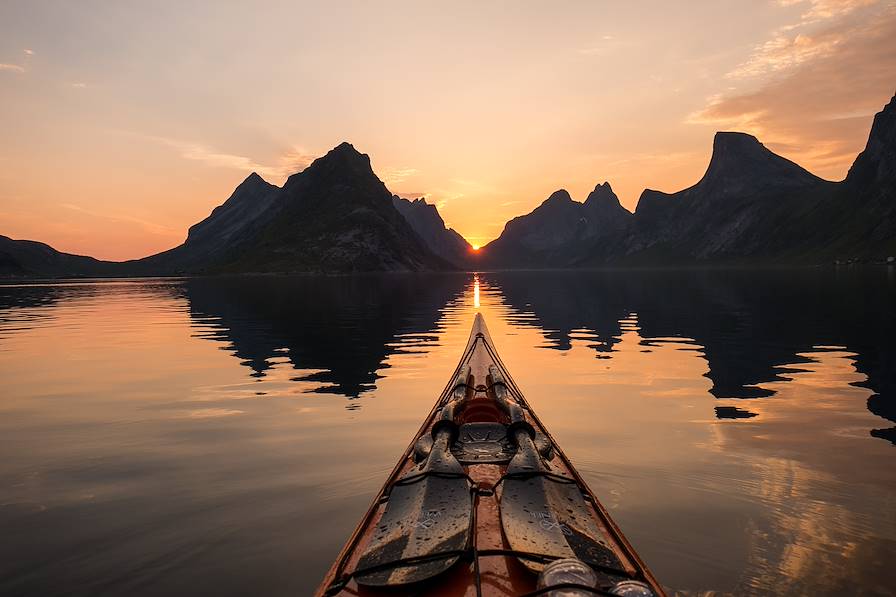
[536,558,597,596]
[608,580,656,596]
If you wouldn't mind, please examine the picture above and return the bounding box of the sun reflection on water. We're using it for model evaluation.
[473,274,480,309]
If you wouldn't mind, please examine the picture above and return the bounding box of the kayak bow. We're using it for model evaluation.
[317,314,665,597]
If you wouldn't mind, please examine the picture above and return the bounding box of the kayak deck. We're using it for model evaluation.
[317,314,665,596]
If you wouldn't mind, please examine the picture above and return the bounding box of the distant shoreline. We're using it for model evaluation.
[3,261,896,284]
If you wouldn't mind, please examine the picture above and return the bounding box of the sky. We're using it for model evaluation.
[1,0,894,259]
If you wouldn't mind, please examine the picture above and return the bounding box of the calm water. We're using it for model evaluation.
[1,270,894,596]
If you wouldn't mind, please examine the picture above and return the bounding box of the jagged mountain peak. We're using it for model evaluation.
[695,130,823,198]
[407,196,438,211]
[243,171,268,185]
[392,195,444,225]
[707,131,781,173]
[711,131,826,179]
[323,140,369,162]
[391,194,471,267]
[549,189,573,200]
[233,171,277,196]
[713,130,762,150]
[284,141,376,189]
[184,170,280,251]
[543,189,574,205]
[584,181,621,208]
[845,92,896,188]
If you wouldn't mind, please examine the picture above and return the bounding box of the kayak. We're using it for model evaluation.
[317,313,666,597]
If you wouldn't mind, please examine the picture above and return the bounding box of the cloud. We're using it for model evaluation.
[0,63,25,73]
[729,0,882,78]
[71,82,87,88]
[780,0,877,22]
[691,1,896,179]
[727,31,844,79]
[379,167,418,184]
[23,49,34,56]
[273,147,316,177]
[425,189,465,211]
[59,203,178,238]
[578,35,621,56]
[143,135,315,181]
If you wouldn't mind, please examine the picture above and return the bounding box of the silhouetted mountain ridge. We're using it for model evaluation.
[3,93,895,277]
[214,142,450,273]
[699,132,823,196]
[482,185,632,267]
[391,196,472,267]
[606,131,835,263]
[482,94,894,268]
[0,235,122,278]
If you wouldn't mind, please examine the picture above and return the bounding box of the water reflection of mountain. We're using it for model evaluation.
[483,269,896,442]
[0,281,114,312]
[0,280,185,340]
[183,274,468,398]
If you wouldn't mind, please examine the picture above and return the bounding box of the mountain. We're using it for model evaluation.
[619,96,896,264]
[4,94,895,277]
[831,93,896,255]
[135,142,453,274]
[181,172,281,259]
[604,132,833,263]
[217,143,450,272]
[481,184,631,267]
[391,196,473,267]
[136,172,281,273]
[583,182,632,233]
[0,235,121,278]
[2,143,456,278]
[481,93,894,268]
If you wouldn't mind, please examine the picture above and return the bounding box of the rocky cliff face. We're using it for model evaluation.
[834,93,896,253]
[2,143,459,278]
[612,96,896,263]
[4,94,895,277]
[846,94,896,191]
[482,185,632,267]
[137,172,281,272]
[134,143,453,274]
[583,182,632,233]
[185,173,280,254]
[212,143,452,273]
[391,196,472,267]
[614,132,832,262]
[487,93,895,269]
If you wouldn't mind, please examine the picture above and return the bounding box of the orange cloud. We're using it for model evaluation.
[145,135,316,183]
[59,202,179,239]
[379,167,419,185]
[692,2,896,179]
[779,0,877,22]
